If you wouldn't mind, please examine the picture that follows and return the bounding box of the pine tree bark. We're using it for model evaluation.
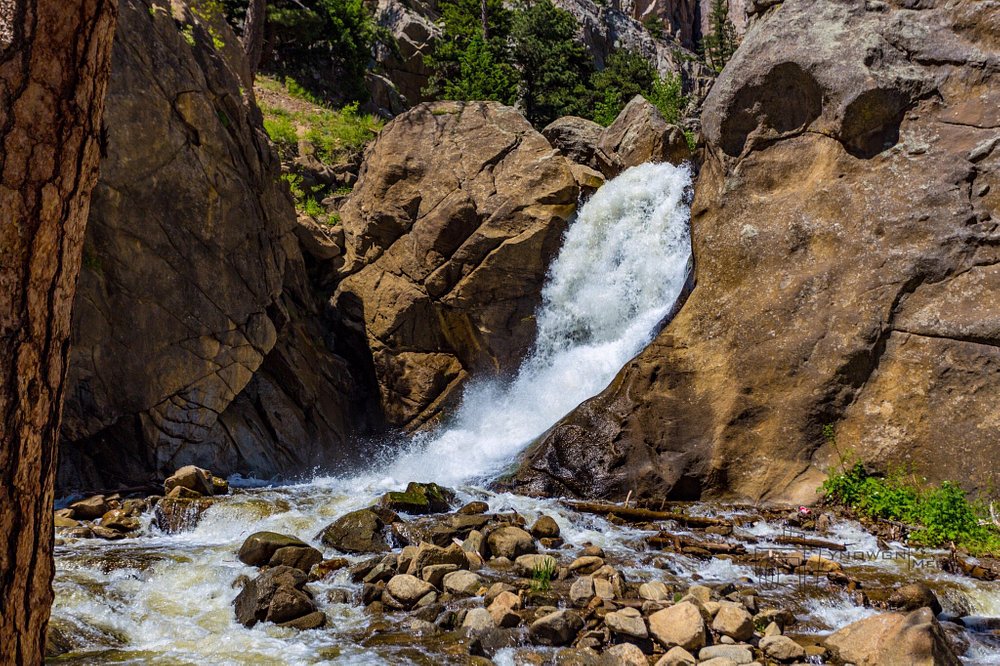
[243,0,266,76]
[0,1,117,663]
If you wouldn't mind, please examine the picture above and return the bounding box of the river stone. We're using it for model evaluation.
[233,566,309,627]
[463,530,484,554]
[379,482,455,514]
[164,465,215,496]
[699,644,753,664]
[605,607,647,639]
[486,525,536,559]
[407,541,467,575]
[514,553,557,577]
[639,581,671,602]
[100,509,140,533]
[54,516,80,529]
[238,532,310,567]
[442,569,484,596]
[266,586,316,624]
[656,646,697,665]
[386,574,435,607]
[888,582,942,615]
[698,658,739,666]
[165,486,202,500]
[70,495,109,520]
[530,515,560,539]
[484,582,517,606]
[825,608,961,666]
[759,635,806,661]
[92,526,126,540]
[462,607,495,632]
[270,545,324,573]
[649,601,707,651]
[457,501,489,515]
[529,609,584,646]
[422,563,459,587]
[605,642,647,666]
[712,602,754,641]
[488,591,522,628]
[568,556,604,574]
[278,610,326,630]
[569,575,595,607]
[318,508,390,553]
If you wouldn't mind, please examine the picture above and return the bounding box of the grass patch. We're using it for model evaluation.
[820,457,1000,555]
[530,558,556,593]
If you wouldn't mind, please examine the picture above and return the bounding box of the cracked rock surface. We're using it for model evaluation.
[508,0,1000,503]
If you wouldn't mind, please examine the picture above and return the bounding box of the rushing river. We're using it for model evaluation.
[50,163,1000,664]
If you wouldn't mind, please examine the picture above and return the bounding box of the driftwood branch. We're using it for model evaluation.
[563,500,730,527]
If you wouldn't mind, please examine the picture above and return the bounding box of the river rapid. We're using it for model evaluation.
[50,163,1000,664]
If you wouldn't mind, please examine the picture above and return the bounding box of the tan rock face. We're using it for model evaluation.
[58,1,371,491]
[825,609,960,666]
[335,101,579,429]
[509,0,1000,503]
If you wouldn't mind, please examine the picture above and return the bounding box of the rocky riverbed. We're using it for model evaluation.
[48,469,1000,664]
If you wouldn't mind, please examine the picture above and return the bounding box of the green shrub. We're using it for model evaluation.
[820,457,1000,555]
[647,72,686,125]
[263,113,298,155]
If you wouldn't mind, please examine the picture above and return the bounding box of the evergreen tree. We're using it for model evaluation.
[511,0,593,126]
[590,50,657,125]
[424,0,517,104]
[701,0,737,73]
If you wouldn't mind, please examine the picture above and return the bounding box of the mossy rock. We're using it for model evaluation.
[379,482,456,515]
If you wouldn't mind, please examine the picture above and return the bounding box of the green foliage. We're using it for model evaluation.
[530,558,556,592]
[424,0,518,105]
[590,50,656,125]
[263,111,298,157]
[642,15,664,40]
[281,173,326,219]
[820,458,1000,555]
[191,0,227,50]
[701,0,737,72]
[511,0,593,126]
[647,71,686,125]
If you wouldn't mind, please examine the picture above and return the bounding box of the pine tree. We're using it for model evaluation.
[702,0,737,73]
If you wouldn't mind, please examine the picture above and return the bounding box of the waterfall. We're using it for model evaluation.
[371,161,694,487]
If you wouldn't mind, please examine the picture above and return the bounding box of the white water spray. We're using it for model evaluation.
[374,161,693,486]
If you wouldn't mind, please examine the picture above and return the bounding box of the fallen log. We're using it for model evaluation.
[774,535,847,552]
[564,500,730,528]
[646,532,746,556]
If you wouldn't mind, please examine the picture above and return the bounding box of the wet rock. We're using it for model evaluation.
[484,582,517,606]
[318,508,391,554]
[754,608,795,630]
[270,545,324,573]
[211,476,229,495]
[759,634,805,661]
[888,582,942,615]
[639,581,671,602]
[277,610,326,630]
[233,565,312,628]
[442,570,483,596]
[385,574,436,608]
[487,526,536,559]
[70,495,109,520]
[408,542,467,575]
[463,530,484,554]
[422,563,459,588]
[530,515,560,539]
[165,486,202,499]
[529,609,584,646]
[458,501,489,515]
[238,532,310,567]
[266,586,316,624]
[310,557,349,581]
[379,482,456,515]
[164,465,215,496]
[54,516,80,529]
[153,496,213,533]
[605,607,647,639]
[515,554,557,577]
[488,591,522,628]
[656,645,697,665]
[825,608,961,666]
[605,642,647,666]
[699,644,753,663]
[92,526,126,540]
[99,510,140,533]
[463,607,496,632]
[649,601,707,651]
[569,556,604,574]
[570,576,596,607]
[711,602,754,641]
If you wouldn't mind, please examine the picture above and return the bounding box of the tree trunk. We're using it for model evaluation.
[0,1,118,663]
[243,0,266,76]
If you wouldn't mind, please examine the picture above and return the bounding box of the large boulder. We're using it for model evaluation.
[825,608,961,666]
[58,0,370,491]
[508,0,1000,503]
[318,508,393,554]
[334,101,579,429]
[595,95,691,176]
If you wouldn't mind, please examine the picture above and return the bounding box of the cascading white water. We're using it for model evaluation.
[372,161,693,486]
